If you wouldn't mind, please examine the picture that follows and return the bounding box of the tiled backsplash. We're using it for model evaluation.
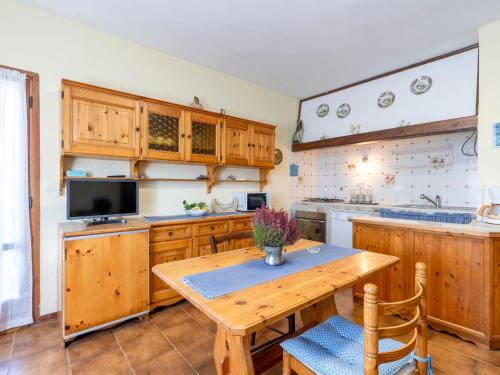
[290,132,479,208]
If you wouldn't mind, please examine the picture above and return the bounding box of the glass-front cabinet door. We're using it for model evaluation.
[141,101,185,161]
[185,111,222,164]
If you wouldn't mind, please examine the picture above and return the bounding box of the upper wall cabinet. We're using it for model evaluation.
[185,112,222,164]
[251,123,275,168]
[61,83,141,158]
[223,119,275,168]
[223,118,251,166]
[141,101,185,161]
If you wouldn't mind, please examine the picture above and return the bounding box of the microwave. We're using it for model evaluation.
[234,192,271,211]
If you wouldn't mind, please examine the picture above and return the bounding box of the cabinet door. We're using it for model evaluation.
[141,101,185,161]
[223,118,250,166]
[61,85,141,157]
[150,239,193,304]
[195,236,228,257]
[250,124,275,167]
[352,224,412,302]
[64,231,148,336]
[185,111,222,164]
[230,237,255,250]
[414,232,488,334]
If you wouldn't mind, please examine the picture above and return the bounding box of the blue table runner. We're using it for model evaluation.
[182,244,361,299]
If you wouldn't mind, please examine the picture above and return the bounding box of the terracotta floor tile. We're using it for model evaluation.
[428,330,500,368]
[113,319,159,344]
[427,340,477,374]
[181,302,217,333]
[0,333,13,345]
[71,347,131,375]
[161,315,215,373]
[11,322,60,360]
[133,348,195,375]
[68,329,118,362]
[0,341,12,363]
[119,330,172,367]
[474,362,500,375]
[150,305,192,330]
[8,346,69,375]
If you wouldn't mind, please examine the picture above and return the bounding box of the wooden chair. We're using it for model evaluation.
[282,262,430,375]
[208,231,296,348]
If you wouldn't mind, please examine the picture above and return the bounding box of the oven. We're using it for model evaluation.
[295,210,326,242]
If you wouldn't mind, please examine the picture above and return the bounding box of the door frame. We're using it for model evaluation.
[0,64,41,322]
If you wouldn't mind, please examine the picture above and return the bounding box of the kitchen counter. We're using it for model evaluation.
[143,211,254,227]
[351,216,500,238]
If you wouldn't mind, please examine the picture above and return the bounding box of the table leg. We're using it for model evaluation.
[300,295,338,326]
[214,324,255,375]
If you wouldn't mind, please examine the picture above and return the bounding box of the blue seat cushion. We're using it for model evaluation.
[281,315,414,375]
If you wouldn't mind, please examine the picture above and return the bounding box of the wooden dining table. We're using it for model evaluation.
[152,239,399,375]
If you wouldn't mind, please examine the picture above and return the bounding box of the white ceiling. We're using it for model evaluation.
[23,0,500,98]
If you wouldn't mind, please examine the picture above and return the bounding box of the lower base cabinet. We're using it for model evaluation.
[149,214,254,311]
[63,229,149,340]
[352,221,500,348]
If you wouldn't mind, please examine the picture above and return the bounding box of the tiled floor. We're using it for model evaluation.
[1,289,500,374]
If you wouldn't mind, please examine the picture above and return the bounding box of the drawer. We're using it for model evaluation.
[150,224,192,242]
[194,220,229,237]
[230,218,253,232]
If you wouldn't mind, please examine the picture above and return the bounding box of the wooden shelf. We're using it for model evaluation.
[292,116,478,152]
[138,178,207,182]
[216,180,260,183]
[64,176,134,181]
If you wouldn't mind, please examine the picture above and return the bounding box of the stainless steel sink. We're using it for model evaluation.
[392,204,435,209]
[392,204,475,212]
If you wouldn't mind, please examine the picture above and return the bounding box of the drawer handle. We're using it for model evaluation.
[210,225,215,230]
[168,231,173,236]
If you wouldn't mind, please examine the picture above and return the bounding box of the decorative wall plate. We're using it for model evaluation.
[336,103,351,118]
[316,103,329,117]
[274,148,283,165]
[377,91,396,108]
[411,76,433,95]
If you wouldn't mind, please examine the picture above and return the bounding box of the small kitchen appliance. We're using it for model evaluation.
[234,192,271,211]
[477,187,500,224]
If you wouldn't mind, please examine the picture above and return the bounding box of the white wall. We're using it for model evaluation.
[300,49,478,142]
[479,20,500,190]
[0,0,298,315]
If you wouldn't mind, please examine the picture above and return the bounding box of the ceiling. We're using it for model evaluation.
[23,0,500,98]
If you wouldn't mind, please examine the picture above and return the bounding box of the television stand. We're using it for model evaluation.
[85,217,127,226]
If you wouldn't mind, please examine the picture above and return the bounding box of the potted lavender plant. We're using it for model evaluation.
[252,206,299,266]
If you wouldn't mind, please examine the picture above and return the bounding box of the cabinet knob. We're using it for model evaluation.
[181,134,185,138]
[135,127,140,132]
[210,225,215,231]
[248,143,251,147]
[187,134,192,139]
[168,231,173,236]
[252,144,256,147]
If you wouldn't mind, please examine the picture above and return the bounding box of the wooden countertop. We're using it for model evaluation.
[59,212,255,236]
[351,216,500,238]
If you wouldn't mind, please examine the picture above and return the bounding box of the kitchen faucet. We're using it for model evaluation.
[420,193,442,208]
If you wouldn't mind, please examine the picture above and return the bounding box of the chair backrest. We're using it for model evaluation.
[209,231,253,254]
[363,262,427,375]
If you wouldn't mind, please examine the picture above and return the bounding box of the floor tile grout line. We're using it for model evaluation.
[150,318,199,375]
[5,332,16,375]
[112,329,136,375]
[65,347,73,375]
[179,304,217,336]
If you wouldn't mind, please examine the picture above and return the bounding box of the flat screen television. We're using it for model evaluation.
[67,179,138,220]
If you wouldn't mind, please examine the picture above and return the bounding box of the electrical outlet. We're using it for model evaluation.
[394,185,405,192]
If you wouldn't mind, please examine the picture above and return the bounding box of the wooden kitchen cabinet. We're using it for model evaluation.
[185,111,223,164]
[150,239,193,308]
[61,83,141,158]
[413,232,488,334]
[149,213,254,310]
[352,223,412,302]
[63,229,149,340]
[223,118,251,166]
[251,123,275,167]
[141,101,185,161]
[352,217,500,348]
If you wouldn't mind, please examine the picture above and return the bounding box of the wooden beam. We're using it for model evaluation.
[291,116,477,152]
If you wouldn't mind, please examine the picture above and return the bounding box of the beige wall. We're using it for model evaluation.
[1,0,298,315]
[479,19,500,190]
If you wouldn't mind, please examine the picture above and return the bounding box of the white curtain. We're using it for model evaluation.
[0,68,33,331]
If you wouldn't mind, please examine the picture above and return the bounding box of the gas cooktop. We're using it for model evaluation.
[302,197,346,203]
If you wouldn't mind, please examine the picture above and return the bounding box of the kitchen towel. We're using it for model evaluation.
[182,244,361,299]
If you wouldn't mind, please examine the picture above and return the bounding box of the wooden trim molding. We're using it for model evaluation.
[0,64,40,323]
[300,44,479,103]
[292,116,477,152]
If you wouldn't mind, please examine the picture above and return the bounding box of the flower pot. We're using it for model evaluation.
[264,246,285,266]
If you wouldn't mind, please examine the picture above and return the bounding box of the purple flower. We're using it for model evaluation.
[252,206,299,249]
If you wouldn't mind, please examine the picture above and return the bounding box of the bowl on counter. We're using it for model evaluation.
[185,208,209,217]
